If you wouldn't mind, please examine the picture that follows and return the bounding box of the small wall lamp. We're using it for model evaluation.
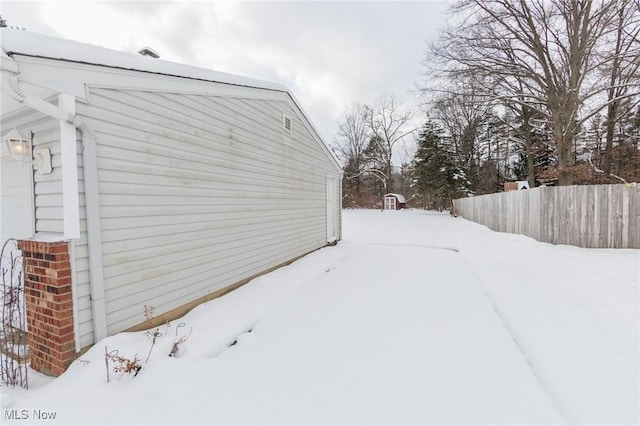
[3,127,52,174]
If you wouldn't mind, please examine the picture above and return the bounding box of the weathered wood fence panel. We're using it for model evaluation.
[453,184,640,249]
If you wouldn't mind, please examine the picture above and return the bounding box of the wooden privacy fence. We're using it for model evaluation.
[453,184,640,249]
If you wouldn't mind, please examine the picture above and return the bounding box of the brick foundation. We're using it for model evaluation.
[18,240,76,376]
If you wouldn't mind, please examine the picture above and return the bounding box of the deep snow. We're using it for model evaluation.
[2,209,638,425]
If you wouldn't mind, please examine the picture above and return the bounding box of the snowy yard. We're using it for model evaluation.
[2,209,638,425]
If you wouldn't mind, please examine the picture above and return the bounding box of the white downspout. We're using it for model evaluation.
[73,118,108,343]
[1,54,108,344]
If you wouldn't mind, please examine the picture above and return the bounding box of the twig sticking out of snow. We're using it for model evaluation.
[226,328,253,348]
[145,330,162,364]
[169,326,192,357]
[105,346,109,383]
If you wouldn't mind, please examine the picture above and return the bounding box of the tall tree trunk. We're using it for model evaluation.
[603,8,625,175]
[604,100,617,175]
[526,139,535,187]
[385,157,393,192]
[521,106,536,187]
[558,136,573,186]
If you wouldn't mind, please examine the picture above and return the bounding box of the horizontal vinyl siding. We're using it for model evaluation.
[7,112,62,235]
[78,87,340,335]
[74,136,94,349]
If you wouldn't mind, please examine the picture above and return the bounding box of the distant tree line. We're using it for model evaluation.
[334,0,639,210]
[333,95,415,209]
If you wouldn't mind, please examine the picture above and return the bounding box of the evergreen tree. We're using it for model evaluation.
[412,120,471,210]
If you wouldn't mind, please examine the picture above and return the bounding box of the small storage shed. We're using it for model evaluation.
[383,193,406,210]
[0,30,342,375]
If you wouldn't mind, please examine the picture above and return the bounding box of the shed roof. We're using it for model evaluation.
[384,193,406,203]
[0,29,287,93]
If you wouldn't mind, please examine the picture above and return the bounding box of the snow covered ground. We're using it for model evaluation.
[2,209,638,425]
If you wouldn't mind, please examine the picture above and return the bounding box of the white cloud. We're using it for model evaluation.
[1,0,448,144]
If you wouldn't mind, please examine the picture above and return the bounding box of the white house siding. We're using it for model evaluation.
[77,87,341,334]
[72,135,94,349]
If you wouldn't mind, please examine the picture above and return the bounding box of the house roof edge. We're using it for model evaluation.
[0,29,288,93]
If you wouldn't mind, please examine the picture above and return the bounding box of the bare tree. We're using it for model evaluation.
[600,2,640,174]
[333,102,371,207]
[425,0,632,185]
[335,102,370,163]
[364,94,415,192]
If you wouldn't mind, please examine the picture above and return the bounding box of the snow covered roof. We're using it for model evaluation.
[0,29,287,93]
[0,29,342,171]
[384,193,406,203]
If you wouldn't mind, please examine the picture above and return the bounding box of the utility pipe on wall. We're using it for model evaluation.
[72,118,108,343]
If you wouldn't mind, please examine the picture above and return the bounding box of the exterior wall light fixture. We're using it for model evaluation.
[4,127,52,174]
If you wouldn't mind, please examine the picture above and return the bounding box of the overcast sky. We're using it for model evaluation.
[1,1,449,148]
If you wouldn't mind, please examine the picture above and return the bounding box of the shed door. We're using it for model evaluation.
[326,177,338,243]
[1,150,34,243]
[384,196,396,210]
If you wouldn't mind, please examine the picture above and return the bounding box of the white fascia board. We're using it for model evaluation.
[12,55,289,103]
